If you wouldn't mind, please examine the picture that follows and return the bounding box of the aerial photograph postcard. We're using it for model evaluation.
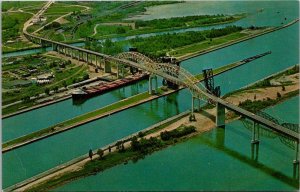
[1,0,299,191]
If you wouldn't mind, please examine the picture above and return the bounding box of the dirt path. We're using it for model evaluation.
[225,73,299,105]
[91,24,100,36]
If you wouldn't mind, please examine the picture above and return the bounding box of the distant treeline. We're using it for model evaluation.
[136,14,239,29]
[130,25,243,57]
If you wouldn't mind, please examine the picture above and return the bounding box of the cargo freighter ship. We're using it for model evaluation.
[72,72,149,99]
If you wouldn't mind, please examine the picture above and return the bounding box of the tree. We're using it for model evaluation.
[89,149,93,160]
[277,92,281,98]
[116,27,126,34]
[62,81,67,88]
[45,88,50,95]
[83,73,89,80]
[53,86,59,93]
[97,149,104,159]
[22,96,30,103]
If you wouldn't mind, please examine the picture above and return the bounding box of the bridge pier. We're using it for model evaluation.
[95,56,98,71]
[293,141,299,180]
[148,74,158,94]
[216,102,225,128]
[189,96,196,121]
[104,59,111,73]
[294,141,299,164]
[251,122,260,144]
[117,64,125,78]
[251,142,259,161]
[99,57,102,69]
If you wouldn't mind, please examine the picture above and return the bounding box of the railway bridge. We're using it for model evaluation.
[23,3,299,164]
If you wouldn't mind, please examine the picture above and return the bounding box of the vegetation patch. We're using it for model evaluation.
[27,124,196,191]
[238,90,299,113]
[160,125,196,141]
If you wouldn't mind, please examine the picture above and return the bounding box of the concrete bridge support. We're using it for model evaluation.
[189,96,196,121]
[104,59,112,73]
[251,122,260,144]
[293,142,299,180]
[148,75,158,94]
[189,96,201,121]
[251,142,259,161]
[216,102,225,127]
[117,64,125,78]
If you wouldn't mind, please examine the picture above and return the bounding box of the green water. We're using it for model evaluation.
[3,1,299,142]
[3,1,299,189]
[58,96,299,191]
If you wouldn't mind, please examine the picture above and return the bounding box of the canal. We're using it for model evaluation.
[58,96,299,191]
[3,1,299,189]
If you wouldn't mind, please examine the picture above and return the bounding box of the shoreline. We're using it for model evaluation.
[177,18,299,61]
[3,19,298,118]
[8,83,299,191]
[2,58,255,152]
[4,111,191,192]
[3,18,298,118]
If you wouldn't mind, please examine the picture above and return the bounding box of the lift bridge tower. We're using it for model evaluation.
[202,68,221,97]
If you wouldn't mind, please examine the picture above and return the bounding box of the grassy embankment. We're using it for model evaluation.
[86,25,246,57]
[168,32,247,58]
[26,125,197,191]
[233,65,299,113]
[2,61,241,151]
[2,1,46,52]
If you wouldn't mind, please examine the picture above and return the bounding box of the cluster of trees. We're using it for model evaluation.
[44,22,61,30]
[130,25,243,58]
[160,126,196,141]
[238,98,277,113]
[205,25,243,38]
[130,136,162,154]
[135,14,234,29]
[285,65,299,75]
[2,13,29,42]
[85,39,123,56]
[130,31,206,57]
[195,16,236,25]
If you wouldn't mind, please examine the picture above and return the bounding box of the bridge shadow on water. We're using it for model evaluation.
[198,127,299,189]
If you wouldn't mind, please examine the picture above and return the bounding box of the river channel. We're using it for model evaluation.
[58,96,299,191]
[3,1,299,189]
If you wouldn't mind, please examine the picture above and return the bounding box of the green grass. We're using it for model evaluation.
[2,12,32,42]
[170,32,247,57]
[45,3,86,15]
[2,1,45,12]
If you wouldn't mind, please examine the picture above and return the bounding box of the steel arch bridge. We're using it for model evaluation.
[116,51,210,100]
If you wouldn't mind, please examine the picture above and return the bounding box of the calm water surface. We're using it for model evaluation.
[3,1,299,189]
[58,96,299,191]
